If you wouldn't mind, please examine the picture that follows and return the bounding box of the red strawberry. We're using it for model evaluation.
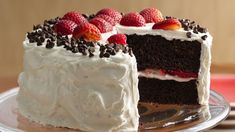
[140,8,164,23]
[89,18,113,33]
[54,20,77,35]
[160,69,198,78]
[96,8,122,23]
[62,11,88,25]
[95,14,116,26]
[120,12,146,27]
[73,23,101,41]
[107,34,127,45]
[152,19,182,30]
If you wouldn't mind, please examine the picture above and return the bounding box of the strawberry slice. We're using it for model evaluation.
[140,8,164,23]
[62,11,88,25]
[120,12,146,27]
[107,34,127,45]
[89,18,113,33]
[54,20,77,35]
[73,23,101,41]
[160,69,198,78]
[96,8,122,23]
[152,18,182,30]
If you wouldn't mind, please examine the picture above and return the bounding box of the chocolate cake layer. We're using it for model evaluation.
[127,34,201,73]
[138,77,199,104]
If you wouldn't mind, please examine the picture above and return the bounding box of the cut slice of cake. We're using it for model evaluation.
[117,11,212,105]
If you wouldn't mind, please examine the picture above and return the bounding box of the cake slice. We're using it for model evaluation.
[117,11,212,105]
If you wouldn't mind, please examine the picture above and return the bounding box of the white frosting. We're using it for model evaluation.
[17,39,139,132]
[116,23,212,105]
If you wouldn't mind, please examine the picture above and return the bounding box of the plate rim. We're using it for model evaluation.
[0,87,231,132]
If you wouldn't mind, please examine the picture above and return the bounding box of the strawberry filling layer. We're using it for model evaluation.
[139,69,198,82]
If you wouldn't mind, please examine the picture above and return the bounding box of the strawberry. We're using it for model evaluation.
[120,12,146,27]
[62,11,88,25]
[140,8,164,23]
[54,20,77,35]
[160,69,198,78]
[95,14,116,26]
[73,23,101,41]
[89,18,113,33]
[152,19,182,30]
[96,8,122,23]
[107,34,127,45]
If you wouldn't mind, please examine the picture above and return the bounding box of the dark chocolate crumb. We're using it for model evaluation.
[46,40,55,49]
[201,35,208,40]
[37,41,42,46]
[103,52,110,58]
[186,32,192,38]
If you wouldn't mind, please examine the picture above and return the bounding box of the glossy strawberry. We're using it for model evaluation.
[73,23,101,41]
[152,19,182,30]
[62,11,87,25]
[54,20,77,35]
[107,34,127,45]
[140,7,164,23]
[89,18,113,33]
[95,14,116,26]
[96,8,122,23]
[120,12,146,27]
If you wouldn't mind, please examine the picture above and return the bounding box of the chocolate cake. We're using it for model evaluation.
[117,16,212,105]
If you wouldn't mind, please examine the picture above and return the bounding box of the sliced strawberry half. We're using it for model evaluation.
[62,11,88,25]
[96,8,122,23]
[152,18,182,30]
[140,7,164,23]
[73,23,101,41]
[160,69,198,78]
[95,14,116,26]
[120,12,146,27]
[107,34,127,45]
[89,18,113,33]
[54,20,77,35]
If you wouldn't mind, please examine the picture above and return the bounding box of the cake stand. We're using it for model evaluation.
[0,87,230,132]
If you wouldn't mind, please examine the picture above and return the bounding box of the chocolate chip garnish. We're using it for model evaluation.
[37,41,42,46]
[201,35,208,40]
[103,52,110,58]
[46,40,55,49]
[186,32,192,38]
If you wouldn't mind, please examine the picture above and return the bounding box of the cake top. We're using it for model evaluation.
[25,8,211,58]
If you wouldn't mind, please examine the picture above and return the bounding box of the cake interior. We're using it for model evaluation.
[126,34,201,104]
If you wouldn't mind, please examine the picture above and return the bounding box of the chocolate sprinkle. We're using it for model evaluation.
[179,18,208,35]
[186,32,192,38]
[201,35,208,40]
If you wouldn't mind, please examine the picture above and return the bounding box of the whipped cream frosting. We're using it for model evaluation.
[17,39,139,132]
[116,23,212,105]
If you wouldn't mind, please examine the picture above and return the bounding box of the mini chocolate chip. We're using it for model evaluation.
[39,36,45,42]
[46,41,55,49]
[81,49,87,56]
[201,35,208,40]
[186,32,192,38]
[37,41,42,46]
[103,52,110,58]
[29,39,35,43]
[89,52,94,57]
[193,28,198,34]
[71,48,79,53]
